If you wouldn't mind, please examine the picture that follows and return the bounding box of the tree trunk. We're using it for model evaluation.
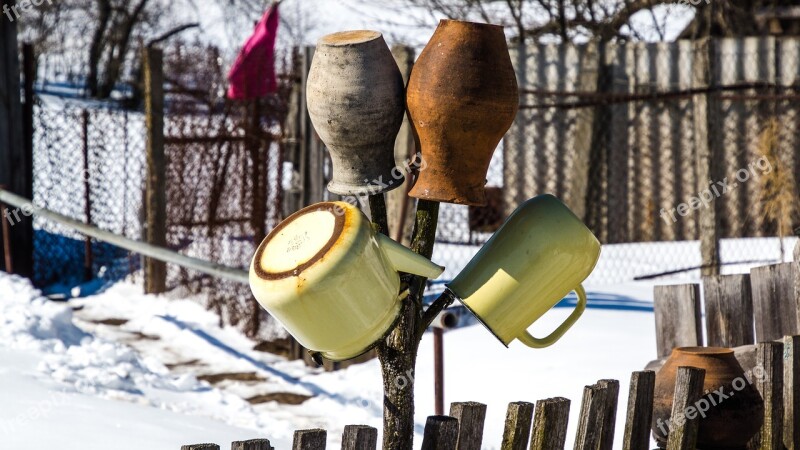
[377,199,439,450]
[87,0,111,97]
[379,301,421,450]
[98,0,149,99]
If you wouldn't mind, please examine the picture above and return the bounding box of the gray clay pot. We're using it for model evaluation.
[306,30,405,196]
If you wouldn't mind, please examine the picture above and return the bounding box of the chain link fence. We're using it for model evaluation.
[32,96,145,291]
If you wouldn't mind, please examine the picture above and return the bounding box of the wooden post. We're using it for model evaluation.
[81,109,93,281]
[143,46,167,294]
[341,425,378,450]
[654,284,703,358]
[574,384,608,450]
[378,199,440,450]
[665,367,705,450]
[756,341,784,450]
[785,336,800,450]
[622,371,655,450]
[702,274,755,347]
[298,46,324,207]
[433,328,444,415]
[597,379,619,450]
[751,263,800,341]
[500,401,534,450]
[292,429,326,450]
[530,397,570,450]
[449,402,486,450]
[387,45,416,246]
[421,416,459,450]
[692,37,721,277]
[231,440,272,450]
[569,40,599,221]
[0,12,33,278]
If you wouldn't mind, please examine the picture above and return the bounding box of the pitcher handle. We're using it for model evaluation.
[517,285,587,349]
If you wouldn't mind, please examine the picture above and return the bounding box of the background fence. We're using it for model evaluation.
[10,35,800,357]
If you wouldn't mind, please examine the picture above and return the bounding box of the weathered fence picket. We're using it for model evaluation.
[530,397,570,450]
[665,367,705,450]
[702,274,755,347]
[757,342,785,450]
[784,335,800,450]
[449,401,486,450]
[292,429,326,450]
[420,416,459,450]
[500,401,534,450]
[573,383,609,450]
[597,379,619,450]
[341,425,377,450]
[622,371,655,450]
[750,263,800,342]
[232,439,272,450]
[654,284,703,358]
[531,397,570,450]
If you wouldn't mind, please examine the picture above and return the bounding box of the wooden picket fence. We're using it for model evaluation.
[184,261,800,450]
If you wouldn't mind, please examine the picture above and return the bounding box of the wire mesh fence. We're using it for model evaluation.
[32,96,145,290]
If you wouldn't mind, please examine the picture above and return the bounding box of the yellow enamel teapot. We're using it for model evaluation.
[249,201,444,361]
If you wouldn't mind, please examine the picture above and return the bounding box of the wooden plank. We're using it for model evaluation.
[387,44,416,246]
[702,274,755,347]
[421,416,459,450]
[573,385,608,450]
[292,429,327,450]
[143,46,167,294]
[181,445,220,450]
[449,401,486,450]
[597,379,619,450]
[622,371,656,450]
[599,41,635,243]
[500,401,534,450]
[785,336,800,450]
[341,425,377,450]
[654,284,703,358]
[231,439,272,450]
[756,341,784,450]
[530,397,570,450]
[568,41,598,221]
[692,38,721,276]
[665,366,705,450]
[751,263,800,342]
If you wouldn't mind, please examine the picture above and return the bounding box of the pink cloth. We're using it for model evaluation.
[227,3,280,100]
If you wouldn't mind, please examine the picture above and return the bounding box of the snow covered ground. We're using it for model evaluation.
[0,238,788,449]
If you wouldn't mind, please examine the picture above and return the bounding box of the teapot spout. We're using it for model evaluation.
[376,234,444,279]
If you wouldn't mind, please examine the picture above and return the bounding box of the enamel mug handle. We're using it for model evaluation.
[517,285,587,349]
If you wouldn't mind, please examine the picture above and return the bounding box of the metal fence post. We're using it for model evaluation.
[144,46,167,294]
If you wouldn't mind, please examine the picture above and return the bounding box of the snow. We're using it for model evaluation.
[0,238,785,448]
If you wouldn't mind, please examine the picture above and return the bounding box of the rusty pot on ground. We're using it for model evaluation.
[406,19,519,206]
[652,347,763,449]
[306,30,405,196]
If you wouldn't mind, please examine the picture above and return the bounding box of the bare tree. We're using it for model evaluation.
[383,0,800,43]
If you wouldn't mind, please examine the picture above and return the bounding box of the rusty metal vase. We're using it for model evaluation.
[407,20,519,206]
[306,30,405,196]
[652,347,763,449]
